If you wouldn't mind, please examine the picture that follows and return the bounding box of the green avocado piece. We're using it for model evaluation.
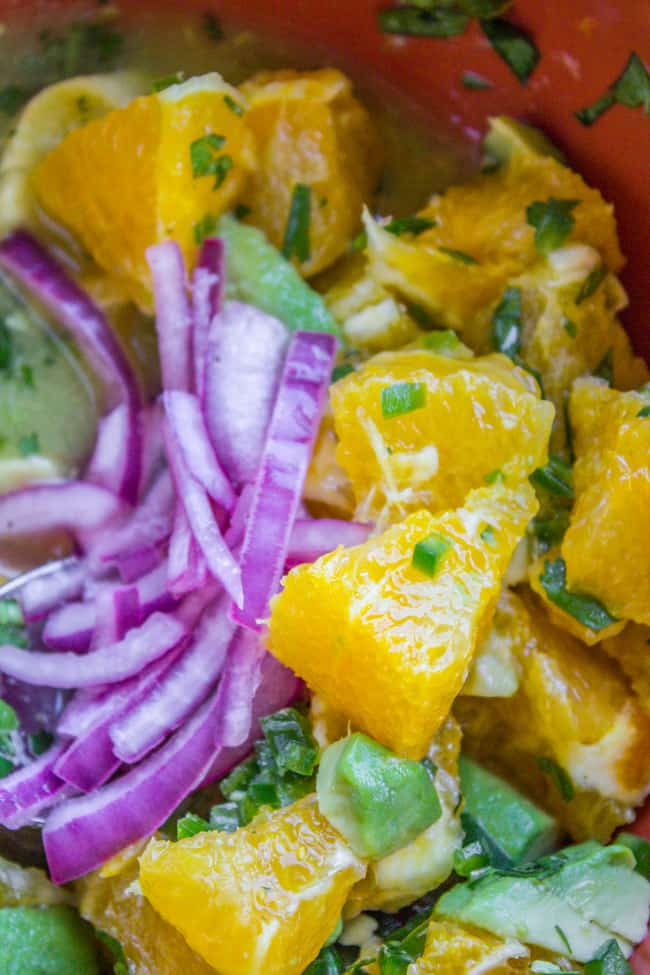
[0,905,99,974]
[459,755,559,863]
[483,116,565,166]
[616,833,650,881]
[436,842,650,963]
[316,732,442,860]
[216,215,341,336]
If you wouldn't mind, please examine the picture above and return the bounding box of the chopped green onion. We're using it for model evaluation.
[381,381,427,418]
[208,801,240,833]
[490,286,523,359]
[203,12,224,42]
[530,455,574,498]
[282,183,312,263]
[480,18,540,84]
[453,841,490,877]
[539,558,618,632]
[563,318,577,339]
[575,265,607,304]
[29,730,54,756]
[461,71,492,90]
[234,203,251,220]
[378,6,470,38]
[480,525,496,546]
[593,348,613,386]
[152,72,184,92]
[412,533,452,578]
[223,93,245,116]
[259,707,318,777]
[617,833,650,881]
[637,406,650,418]
[423,330,463,355]
[406,302,434,327]
[554,925,573,955]
[438,246,479,265]
[536,756,575,802]
[193,214,219,246]
[18,432,40,457]
[176,812,212,840]
[583,938,632,975]
[331,363,355,383]
[484,469,505,485]
[576,51,650,126]
[531,510,570,550]
[220,756,258,799]
[526,198,579,254]
[385,215,436,237]
[303,946,343,975]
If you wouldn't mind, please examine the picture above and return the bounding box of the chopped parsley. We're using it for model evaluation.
[202,12,224,42]
[438,246,479,264]
[554,925,573,955]
[637,406,650,419]
[385,215,436,237]
[480,18,540,84]
[539,558,618,632]
[152,72,184,92]
[530,455,574,499]
[190,134,232,189]
[526,198,579,254]
[282,184,312,263]
[259,708,318,777]
[378,6,470,39]
[381,381,427,418]
[461,71,492,90]
[485,468,505,485]
[576,265,607,304]
[593,348,614,386]
[583,938,632,975]
[423,329,464,355]
[563,318,577,339]
[18,432,40,457]
[193,213,219,246]
[489,286,523,359]
[223,93,245,116]
[331,363,355,383]
[536,756,575,801]
[412,533,452,578]
[96,930,129,975]
[576,51,650,125]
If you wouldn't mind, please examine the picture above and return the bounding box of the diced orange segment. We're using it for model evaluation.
[330,348,553,521]
[269,483,537,759]
[603,624,650,716]
[409,918,530,975]
[33,73,256,309]
[139,796,365,975]
[240,68,381,277]
[561,380,650,626]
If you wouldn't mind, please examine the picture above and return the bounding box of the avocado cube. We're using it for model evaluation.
[0,905,99,975]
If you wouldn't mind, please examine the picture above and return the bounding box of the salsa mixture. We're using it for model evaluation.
[0,3,648,974]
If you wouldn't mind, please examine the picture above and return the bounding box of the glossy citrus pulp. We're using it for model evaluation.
[139,795,365,975]
[269,482,537,759]
[409,919,530,975]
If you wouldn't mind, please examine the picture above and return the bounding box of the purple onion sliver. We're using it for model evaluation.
[53,719,121,794]
[146,241,193,393]
[286,518,372,569]
[43,601,95,653]
[93,467,175,568]
[192,237,224,400]
[211,627,265,748]
[84,404,131,496]
[0,482,125,540]
[19,560,86,622]
[114,586,139,639]
[164,390,235,511]
[0,743,71,829]
[116,545,162,584]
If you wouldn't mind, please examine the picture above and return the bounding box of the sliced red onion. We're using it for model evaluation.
[116,545,162,584]
[167,504,201,596]
[211,628,265,747]
[53,720,120,794]
[84,404,132,497]
[91,467,174,569]
[18,558,85,623]
[204,301,289,487]
[286,518,372,569]
[146,241,193,393]
[174,579,220,629]
[89,586,119,649]
[110,595,235,763]
[114,586,139,640]
[0,743,71,829]
[43,601,95,653]
[0,482,125,540]
[0,612,187,688]
[164,390,235,511]
[134,561,178,619]
[0,230,142,501]
[224,483,255,549]
[163,421,242,606]
[192,238,224,400]
[233,330,337,630]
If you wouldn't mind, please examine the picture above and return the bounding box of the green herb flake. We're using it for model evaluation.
[282,183,312,263]
[303,946,343,975]
[259,707,318,777]
[234,203,251,220]
[0,320,13,372]
[378,7,470,39]
[536,756,575,801]
[480,18,540,84]
[530,455,574,498]
[190,134,232,189]
[438,246,479,265]
[381,381,427,418]
[412,533,452,578]
[526,197,579,254]
[576,51,650,126]
[331,363,355,383]
[453,841,490,877]
[637,406,650,418]
[461,71,492,90]
[96,930,129,975]
[531,510,570,550]
[176,812,212,840]
[203,12,224,42]
[193,213,219,246]
[406,302,433,327]
[484,468,505,485]
[423,330,463,355]
[617,832,650,881]
[223,93,245,116]
[152,72,184,92]
[576,265,607,304]
[539,558,618,633]
[490,286,523,359]
[480,525,496,546]
[18,433,40,457]
[0,85,29,117]
[385,215,436,237]
[29,729,54,756]
[583,938,633,975]
[593,347,614,386]
[554,925,573,955]
[563,318,577,339]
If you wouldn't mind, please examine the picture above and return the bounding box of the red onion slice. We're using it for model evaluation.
[0,482,125,540]
[0,743,71,829]
[146,241,193,393]
[91,467,175,569]
[43,601,95,653]
[0,612,187,688]
[84,404,131,497]
[286,518,372,568]
[211,628,266,747]
[19,559,85,622]
[0,230,142,501]
[53,720,121,794]
[110,595,235,763]
[204,301,289,487]
[167,504,202,596]
[192,237,224,400]
[233,330,337,630]
[138,401,165,499]
[164,390,235,511]
[116,546,162,585]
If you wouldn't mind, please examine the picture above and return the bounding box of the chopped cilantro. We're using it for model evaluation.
[260,708,318,777]
[576,51,650,125]
[96,930,129,975]
[563,318,577,339]
[282,183,312,263]
[617,833,650,880]
[0,320,13,371]
[536,756,575,801]
[331,363,355,383]
[530,455,574,498]
[190,134,232,189]
[526,198,579,254]
[406,302,434,327]
[480,18,540,84]
[539,558,618,632]
[593,348,613,386]
[531,510,570,550]
[423,330,463,355]
[461,71,492,90]
[490,286,522,359]
[29,729,54,756]
[381,381,427,418]
[234,203,251,220]
[152,72,184,92]
[18,432,40,456]
[303,946,343,975]
[202,12,224,42]
[584,938,632,975]
[223,93,245,116]
[378,6,470,38]
[637,406,650,418]
[438,246,479,264]
[480,525,496,546]
[412,533,452,578]
[385,215,436,237]
[176,812,211,840]
[193,213,219,246]
[576,265,607,304]
[554,925,573,955]
[484,468,505,485]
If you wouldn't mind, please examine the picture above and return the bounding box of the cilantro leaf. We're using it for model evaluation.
[490,286,522,359]
[461,71,492,90]
[282,184,312,263]
[526,198,579,254]
[576,51,650,125]
[480,18,540,84]
[438,246,479,264]
[190,134,232,189]
[576,265,607,304]
[536,756,575,801]
[385,216,436,237]
[378,6,470,38]
[539,558,618,632]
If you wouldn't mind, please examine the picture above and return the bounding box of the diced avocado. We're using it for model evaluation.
[436,842,650,963]
[316,732,441,860]
[216,215,341,336]
[459,756,559,864]
[0,272,97,486]
[483,116,565,166]
[616,832,650,880]
[0,905,99,974]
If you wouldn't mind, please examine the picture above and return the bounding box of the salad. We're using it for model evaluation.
[0,5,648,975]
